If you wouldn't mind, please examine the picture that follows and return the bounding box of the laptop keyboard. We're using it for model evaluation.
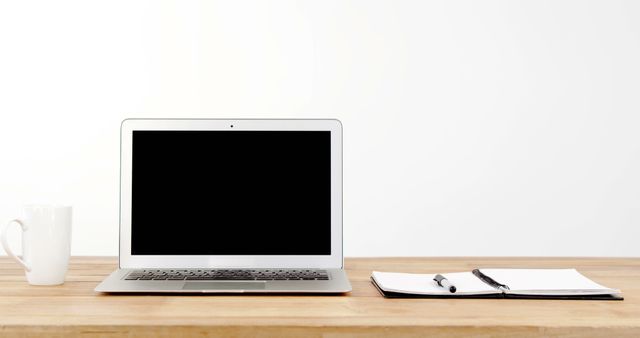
[124,269,330,281]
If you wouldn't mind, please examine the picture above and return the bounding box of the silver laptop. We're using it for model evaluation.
[95,119,351,293]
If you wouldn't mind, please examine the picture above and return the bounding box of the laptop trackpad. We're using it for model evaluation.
[182,282,266,290]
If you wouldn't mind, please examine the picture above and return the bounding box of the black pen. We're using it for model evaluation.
[434,274,457,293]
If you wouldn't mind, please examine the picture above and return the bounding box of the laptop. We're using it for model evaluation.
[95,119,352,293]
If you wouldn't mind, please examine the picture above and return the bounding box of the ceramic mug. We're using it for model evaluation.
[1,205,72,285]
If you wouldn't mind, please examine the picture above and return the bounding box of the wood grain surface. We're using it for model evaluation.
[0,257,638,337]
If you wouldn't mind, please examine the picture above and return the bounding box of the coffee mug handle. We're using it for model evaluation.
[1,219,31,272]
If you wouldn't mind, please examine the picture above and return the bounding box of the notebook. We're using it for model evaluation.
[371,268,623,300]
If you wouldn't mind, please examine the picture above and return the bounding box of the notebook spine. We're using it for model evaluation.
[472,269,510,291]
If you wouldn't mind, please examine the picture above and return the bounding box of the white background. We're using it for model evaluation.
[1,0,639,257]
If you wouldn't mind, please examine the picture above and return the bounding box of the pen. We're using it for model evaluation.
[434,274,457,293]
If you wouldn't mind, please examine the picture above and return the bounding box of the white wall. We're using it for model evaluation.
[1,0,639,257]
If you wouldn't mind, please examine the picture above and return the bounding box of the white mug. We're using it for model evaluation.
[1,205,72,285]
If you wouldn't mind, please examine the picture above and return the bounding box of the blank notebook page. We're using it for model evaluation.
[478,268,619,295]
[372,271,498,295]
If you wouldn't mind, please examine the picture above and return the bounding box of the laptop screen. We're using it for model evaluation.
[130,130,331,255]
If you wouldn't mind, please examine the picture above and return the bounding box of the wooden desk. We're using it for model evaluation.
[0,257,639,337]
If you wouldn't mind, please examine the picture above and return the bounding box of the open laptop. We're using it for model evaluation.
[95,119,351,293]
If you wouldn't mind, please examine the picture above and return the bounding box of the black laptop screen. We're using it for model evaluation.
[130,130,331,255]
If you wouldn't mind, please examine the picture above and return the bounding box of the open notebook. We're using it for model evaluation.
[371,269,622,300]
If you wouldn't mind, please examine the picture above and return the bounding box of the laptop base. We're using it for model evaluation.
[95,268,352,293]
